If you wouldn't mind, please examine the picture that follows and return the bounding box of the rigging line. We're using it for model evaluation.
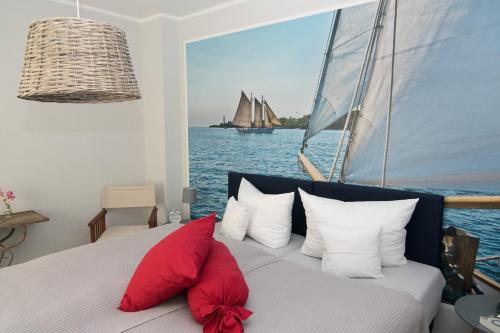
[328,0,386,182]
[302,10,340,150]
[338,0,390,182]
[332,28,372,51]
[381,0,398,187]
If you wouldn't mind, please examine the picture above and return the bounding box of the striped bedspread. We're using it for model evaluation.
[0,223,426,333]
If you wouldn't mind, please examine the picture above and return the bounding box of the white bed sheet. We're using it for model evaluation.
[234,229,444,324]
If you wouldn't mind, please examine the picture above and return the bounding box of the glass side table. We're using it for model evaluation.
[455,295,500,333]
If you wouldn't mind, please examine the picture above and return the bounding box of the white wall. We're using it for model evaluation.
[140,18,168,223]
[140,16,185,221]
[161,18,186,219]
[179,0,374,42]
[0,0,146,263]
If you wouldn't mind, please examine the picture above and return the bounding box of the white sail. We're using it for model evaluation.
[254,99,263,128]
[232,91,252,127]
[303,2,378,142]
[264,101,282,126]
[343,0,500,191]
[264,105,272,128]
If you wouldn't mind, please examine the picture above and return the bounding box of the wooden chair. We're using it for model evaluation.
[88,185,158,243]
[441,226,482,303]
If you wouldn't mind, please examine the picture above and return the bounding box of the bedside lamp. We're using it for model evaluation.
[182,187,197,219]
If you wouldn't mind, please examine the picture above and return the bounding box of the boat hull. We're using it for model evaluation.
[236,127,274,134]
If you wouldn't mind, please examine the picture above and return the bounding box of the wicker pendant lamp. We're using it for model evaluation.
[17,0,140,103]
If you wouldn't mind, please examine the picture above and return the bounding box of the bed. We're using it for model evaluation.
[0,172,445,333]
[227,172,445,325]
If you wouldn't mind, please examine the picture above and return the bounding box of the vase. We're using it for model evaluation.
[3,207,13,218]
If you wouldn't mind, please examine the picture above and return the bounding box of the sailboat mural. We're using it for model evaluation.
[185,0,498,288]
[233,91,282,133]
[301,0,500,191]
[300,0,500,289]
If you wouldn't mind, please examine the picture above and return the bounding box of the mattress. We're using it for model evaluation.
[217,226,443,323]
[278,236,444,323]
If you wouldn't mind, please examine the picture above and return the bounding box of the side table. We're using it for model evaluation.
[0,210,49,267]
[455,295,500,333]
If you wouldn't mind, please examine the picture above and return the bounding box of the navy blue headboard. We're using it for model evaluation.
[228,172,444,269]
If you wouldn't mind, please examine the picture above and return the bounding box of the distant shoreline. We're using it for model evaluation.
[202,126,342,131]
[207,114,345,130]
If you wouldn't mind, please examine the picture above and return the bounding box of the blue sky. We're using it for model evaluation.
[187,12,333,126]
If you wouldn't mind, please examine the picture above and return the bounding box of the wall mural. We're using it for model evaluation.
[186,2,499,285]
[186,11,334,216]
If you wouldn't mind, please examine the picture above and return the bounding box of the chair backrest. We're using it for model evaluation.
[102,185,156,209]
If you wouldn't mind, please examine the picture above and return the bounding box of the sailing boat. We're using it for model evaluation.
[233,91,282,133]
[299,0,500,291]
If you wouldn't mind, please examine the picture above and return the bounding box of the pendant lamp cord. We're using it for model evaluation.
[76,0,80,19]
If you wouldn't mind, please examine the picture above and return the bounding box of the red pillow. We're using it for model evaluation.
[119,213,216,312]
[187,239,252,333]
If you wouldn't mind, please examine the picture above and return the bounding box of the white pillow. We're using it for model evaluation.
[320,225,383,278]
[238,178,294,248]
[298,188,418,266]
[219,196,250,241]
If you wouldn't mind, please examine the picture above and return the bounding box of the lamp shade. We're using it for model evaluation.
[17,17,140,103]
[182,187,197,204]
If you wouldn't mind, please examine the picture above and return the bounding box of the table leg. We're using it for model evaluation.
[0,228,15,243]
[0,242,14,267]
[0,243,6,264]
[0,228,15,266]
[0,226,27,267]
[0,249,13,266]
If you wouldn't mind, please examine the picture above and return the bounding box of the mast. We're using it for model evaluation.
[251,93,254,128]
[262,95,265,123]
[262,95,267,128]
[381,0,398,187]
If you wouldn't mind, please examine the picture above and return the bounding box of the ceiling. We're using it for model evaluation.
[58,0,244,21]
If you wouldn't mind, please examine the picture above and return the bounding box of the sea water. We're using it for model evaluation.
[189,127,499,281]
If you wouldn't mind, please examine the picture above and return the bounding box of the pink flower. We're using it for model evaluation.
[6,191,15,200]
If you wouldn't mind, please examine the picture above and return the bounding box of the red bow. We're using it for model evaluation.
[199,305,253,333]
